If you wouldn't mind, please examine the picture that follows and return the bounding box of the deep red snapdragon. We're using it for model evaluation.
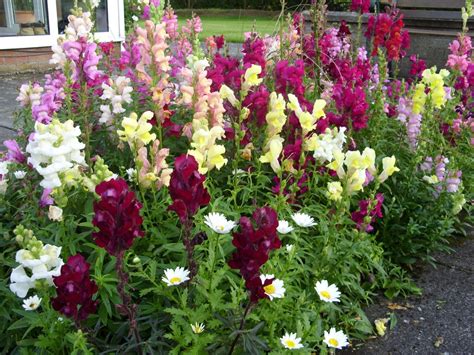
[168,155,210,223]
[51,254,98,323]
[92,178,144,257]
[228,207,281,302]
[351,193,384,232]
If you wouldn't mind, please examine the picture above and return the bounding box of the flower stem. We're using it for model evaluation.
[116,252,142,354]
[183,219,198,280]
[228,302,252,355]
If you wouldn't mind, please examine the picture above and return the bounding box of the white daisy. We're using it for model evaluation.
[315,280,341,303]
[323,327,349,349]
[22,295,42,311]
[291,212,317,227]
[191,322,205,334]
[280,332,304,350]
[204,212,236,234]
[277,220,294,234]
[286,244,295,253]
[260,274,286,300]
[162,267,190,286]
[14,170,27,179]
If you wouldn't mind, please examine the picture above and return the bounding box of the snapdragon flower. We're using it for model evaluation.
[99,76,133,124]
[26,119,85,189]
[188,119,228,174]
[117,111,156,150]
[306,127,347,162]
[288,94,326,135]
[10,233,63,298]
[16,82,43,107]
[242,64,263,95]
[259,135,284,173]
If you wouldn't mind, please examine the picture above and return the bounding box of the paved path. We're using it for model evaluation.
[0,72,46,143]
[343,233,474,355]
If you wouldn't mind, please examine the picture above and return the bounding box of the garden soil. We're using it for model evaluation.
[1,73,473,355]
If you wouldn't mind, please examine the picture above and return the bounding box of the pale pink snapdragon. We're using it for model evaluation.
[435,155,449,182]
[100,76,133,123]
[148,21,171,74]
[183,15,202,35]
[446,35,472,72]
[16,82,43,108]
[31,72,66,124]
[64,12,93,40]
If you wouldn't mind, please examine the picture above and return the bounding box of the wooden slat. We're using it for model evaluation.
[396,0,465,10]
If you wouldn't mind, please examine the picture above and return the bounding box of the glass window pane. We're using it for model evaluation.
[0,0,50,37]
[57,0,108,34]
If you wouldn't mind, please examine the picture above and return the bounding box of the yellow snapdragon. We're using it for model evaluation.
[265,92,287,137]
[219,84,238,107]
[188,119,228,174]
[287,94,326,135]
[259,135,284,173]
[378,156,400,183]
[326,181,343,201]
[117,111,156,150]
[242,65,263,95]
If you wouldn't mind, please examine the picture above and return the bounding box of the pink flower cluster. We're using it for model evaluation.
[397,97,422,150]
[350,0,370,14]
[32,71,67,124]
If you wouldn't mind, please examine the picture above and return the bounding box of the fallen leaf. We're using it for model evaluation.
[387,303,407,310]
[434,336,444,348]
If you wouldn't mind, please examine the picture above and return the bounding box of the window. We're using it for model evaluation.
[57,0,108,33]
[0,0,124,49]
[0,0,50,37]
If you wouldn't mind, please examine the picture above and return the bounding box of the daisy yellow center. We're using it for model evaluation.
[218,225,225,231]
[285,340,296,348]
[30,303,37,309]
[329,338,339,347]
[320,290,331,299]
[264,284,276,295]
[170,277,182,284]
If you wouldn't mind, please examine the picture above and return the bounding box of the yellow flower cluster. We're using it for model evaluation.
[117,111,156,150]
[326,148,399,197]
[287,94,326,135]
[412,67,450,114]
[259,92,287,173]
[188,119,228,174]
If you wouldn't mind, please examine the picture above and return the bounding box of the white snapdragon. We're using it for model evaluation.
[100,76,134,124]
[26,119,85,189]
[309,127,346,162]
[10,244,63,298]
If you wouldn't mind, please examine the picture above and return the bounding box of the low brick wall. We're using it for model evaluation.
[0,47,54,74]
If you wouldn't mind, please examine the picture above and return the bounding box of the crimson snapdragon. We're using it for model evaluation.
[228,207,281,302]
[51,254,98,323]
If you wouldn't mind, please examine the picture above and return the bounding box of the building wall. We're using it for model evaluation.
[0,47,53,73]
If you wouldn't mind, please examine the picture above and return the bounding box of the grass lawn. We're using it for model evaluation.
[177,16,281,43]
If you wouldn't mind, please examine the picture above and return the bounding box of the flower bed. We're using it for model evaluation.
[0,0,473,353]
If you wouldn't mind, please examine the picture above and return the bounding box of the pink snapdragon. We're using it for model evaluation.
[16,82,43,107]
[3,140,26,164]
[162,7,178,39]
[31,71,66,124]
[351,0,370,14]
[397,97,422,150]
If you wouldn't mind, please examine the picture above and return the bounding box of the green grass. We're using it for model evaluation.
[178,16,281,43]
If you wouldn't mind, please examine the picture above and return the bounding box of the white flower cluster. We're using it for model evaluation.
[100,76,134,124]
[309,127,347,162]
[26,119,85,189]
[10,244,63,298]
[0,161,10,194]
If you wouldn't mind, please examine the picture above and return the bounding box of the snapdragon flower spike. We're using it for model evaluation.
[228,207,281,302]
[51,254,98,322]
[168,155,210,223]
[351,193,384,232]
[92,178,144,256]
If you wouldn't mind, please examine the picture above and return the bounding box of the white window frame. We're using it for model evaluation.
[0,0,125,50]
